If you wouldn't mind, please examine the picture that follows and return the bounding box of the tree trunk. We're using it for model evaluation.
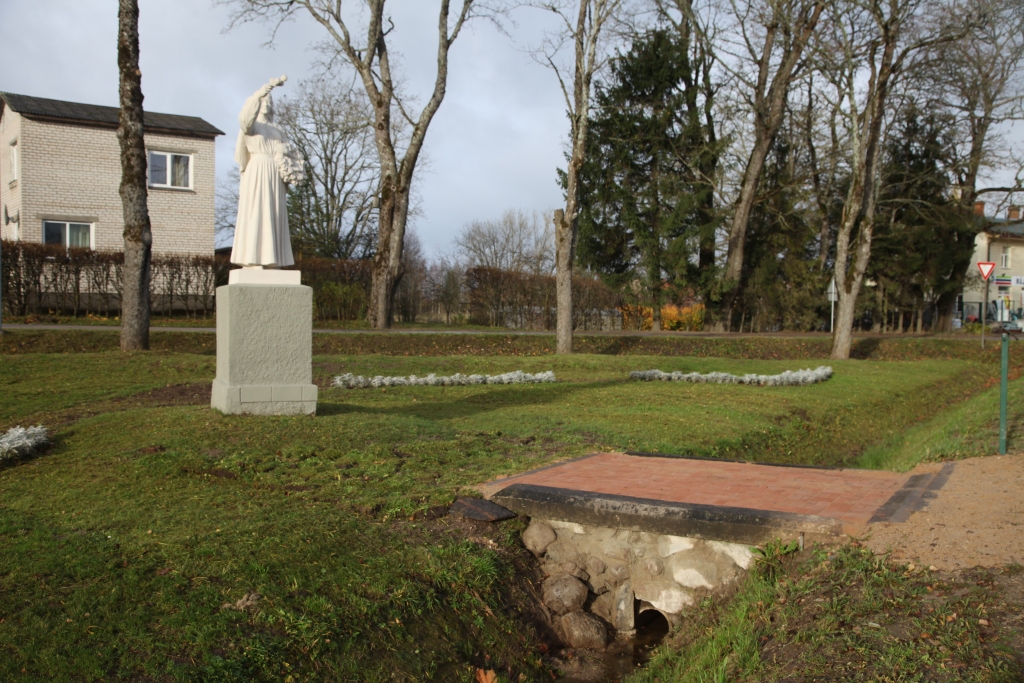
[713,0,825,331]
[367,176,408,328]
[555,0,605,355]
[715,131,774,331]
[872,285,884,332]
[830,20,899,359]
[935,290,956,333]
[650,276,662,332]
[882,289,888,333]
[117,0,151,351]
[554,209,573,353]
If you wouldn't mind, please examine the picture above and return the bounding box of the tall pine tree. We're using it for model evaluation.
[574,28,719,329]
[871,106,975,332]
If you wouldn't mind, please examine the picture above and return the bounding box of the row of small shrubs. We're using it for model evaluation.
[0,242,371,321]
[0,242,226,318]
[463,266,683,332]
[620,303,706,331]
[1,241,702,329]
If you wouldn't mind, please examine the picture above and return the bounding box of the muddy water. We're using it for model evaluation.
[599,612,670,681]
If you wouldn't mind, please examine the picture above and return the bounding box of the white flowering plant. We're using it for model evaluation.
[0,425,49,465]
[332,370,557,389]
[630,366,833,387]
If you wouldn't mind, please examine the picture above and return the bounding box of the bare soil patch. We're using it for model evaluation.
[867,454,1024,570]
[115,382,211,407]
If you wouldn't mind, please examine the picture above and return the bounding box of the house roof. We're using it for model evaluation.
[0,91,223,138]
[985,216,1024,239]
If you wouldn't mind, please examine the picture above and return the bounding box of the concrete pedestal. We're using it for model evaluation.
[211,281,317,415]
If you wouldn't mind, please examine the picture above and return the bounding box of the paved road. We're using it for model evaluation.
[0,322,984,340]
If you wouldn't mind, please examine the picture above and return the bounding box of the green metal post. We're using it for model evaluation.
[1000,333,1008,455]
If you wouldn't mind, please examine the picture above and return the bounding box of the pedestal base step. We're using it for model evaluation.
[211,379,317,415]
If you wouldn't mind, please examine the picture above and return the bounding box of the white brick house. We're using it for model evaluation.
[0,91,223,255]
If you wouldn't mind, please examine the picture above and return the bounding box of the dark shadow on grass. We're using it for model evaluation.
[582,336,648,355]
[850,337,883,359]
[315,381,595,420]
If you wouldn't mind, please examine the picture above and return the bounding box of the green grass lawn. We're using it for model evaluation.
[634,542,1024,683]
[0,343,1011,681]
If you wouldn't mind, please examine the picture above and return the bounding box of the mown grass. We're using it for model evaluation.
[859,375,1024,471]
[633,543,1024,682]
[0,339,1011,681]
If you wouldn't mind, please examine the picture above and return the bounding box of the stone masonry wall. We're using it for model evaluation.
[524,518,754,650]
[9,113,215,255]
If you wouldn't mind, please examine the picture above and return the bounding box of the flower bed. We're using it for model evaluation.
[630,366,833,386]
[332,370,557,389]
[0,425,49,465]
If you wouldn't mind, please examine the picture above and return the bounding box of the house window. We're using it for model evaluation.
[1002,246,1012,269]
[43,220,92,249]
[8,139,17,182]
[148,151,191,189]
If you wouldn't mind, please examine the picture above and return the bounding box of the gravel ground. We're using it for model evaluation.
[867,453,1024,570]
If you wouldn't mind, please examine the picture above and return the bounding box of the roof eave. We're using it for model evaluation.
[16,112,222,139]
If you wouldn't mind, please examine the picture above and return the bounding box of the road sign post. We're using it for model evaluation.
[1001,333,1009,455]
[827,277,838,333]
[979,262,996,349]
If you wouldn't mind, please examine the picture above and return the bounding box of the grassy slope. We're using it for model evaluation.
[4,328,1024,364]
[632,543,1024,683]
[0,344,1008,681]
[859,375,1024,471]
[632,369,1024,683]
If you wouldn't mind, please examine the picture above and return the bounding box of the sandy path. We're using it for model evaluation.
[866,454,1024,569]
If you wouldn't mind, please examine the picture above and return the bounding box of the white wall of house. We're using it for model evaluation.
[963,229,1024,320]
[0,109,22,241]
[0,109,215,255]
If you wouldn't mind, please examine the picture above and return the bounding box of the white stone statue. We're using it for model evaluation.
[230,75,305,268]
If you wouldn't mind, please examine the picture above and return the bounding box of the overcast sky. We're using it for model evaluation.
[5,1,1023,258]
[0,0,570,255]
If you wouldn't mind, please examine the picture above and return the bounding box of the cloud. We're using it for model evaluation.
[0,0,570,255]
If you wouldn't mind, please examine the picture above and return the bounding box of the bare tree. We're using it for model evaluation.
[801,74,845,268]
[425,255,464,323]
[117,0,152,351]
[455,209,554,274]
[933,0,1024,209]
[394,230,426,322]
[215,166,240,244]
[711,0,826,331]
[534,0,625,353]
[825,0,965,358]
[278,77,381,260]
[222,0,497,328]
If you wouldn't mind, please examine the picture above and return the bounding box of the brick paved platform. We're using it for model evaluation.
[479,452,926,537]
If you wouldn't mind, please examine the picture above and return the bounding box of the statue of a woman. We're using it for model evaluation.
[230,76,304,268]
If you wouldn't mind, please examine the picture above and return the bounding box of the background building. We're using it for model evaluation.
[962,203,1024,323]
[0,91,223,255]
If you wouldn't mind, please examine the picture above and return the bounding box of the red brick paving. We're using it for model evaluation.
[479,451,909,527]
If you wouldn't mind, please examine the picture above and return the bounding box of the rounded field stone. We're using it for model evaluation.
[559,611,608,650]
[522,520,557,556]
[542,573,588,615]
[585,555,607,575]
[644,557,665,576]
